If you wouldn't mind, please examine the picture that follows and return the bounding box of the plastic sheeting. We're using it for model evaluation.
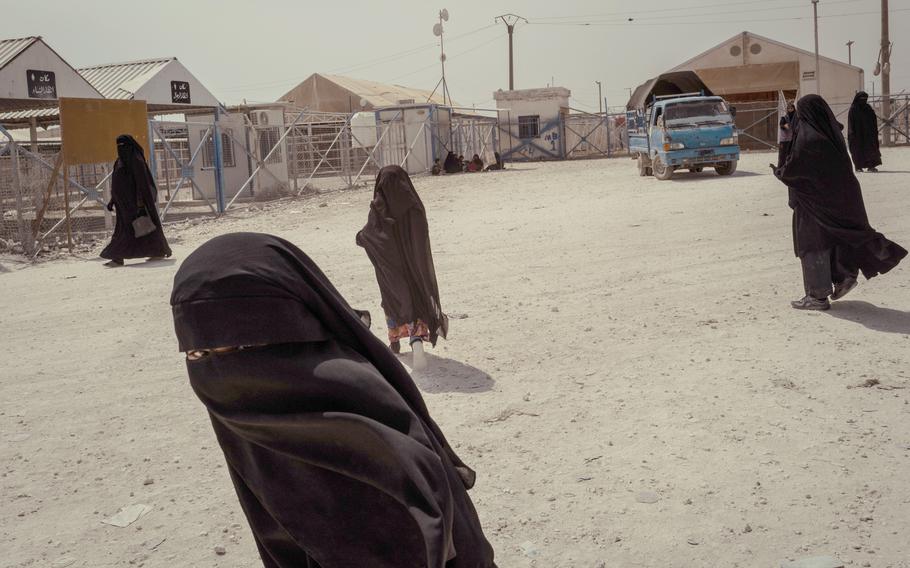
[627,71,715,110]
[694,62,799,96]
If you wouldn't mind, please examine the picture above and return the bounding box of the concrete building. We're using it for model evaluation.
[494,87,570,161]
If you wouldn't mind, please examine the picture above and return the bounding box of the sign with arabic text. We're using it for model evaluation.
[27,70,57,99]
[171,81,191,104]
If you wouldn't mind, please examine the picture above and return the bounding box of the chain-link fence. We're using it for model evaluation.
[1,128,114,256]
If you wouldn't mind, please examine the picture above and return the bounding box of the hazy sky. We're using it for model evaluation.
[3,0,906,112]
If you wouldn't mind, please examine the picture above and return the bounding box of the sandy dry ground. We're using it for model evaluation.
[2,150,909,568]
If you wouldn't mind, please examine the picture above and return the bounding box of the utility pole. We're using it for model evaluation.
[846,40,854,65]
[596,81,603,114]
[812,0,821,95]
[495,14,527,91]
[881,0,891,146]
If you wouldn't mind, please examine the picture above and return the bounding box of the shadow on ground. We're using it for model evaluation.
[827,300,910,334]
[126,258,178,269]
[668,170,763,182]
[399,352,496,394]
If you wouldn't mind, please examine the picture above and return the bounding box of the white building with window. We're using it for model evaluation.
[494,87,570,161]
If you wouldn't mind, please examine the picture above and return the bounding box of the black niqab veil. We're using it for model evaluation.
[356,166,449,345]
[776,95,906,278]
[100,134,171,260]
[170,233,494,568]
[848,91,883,170]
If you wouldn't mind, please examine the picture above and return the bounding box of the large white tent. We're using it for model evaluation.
[668,31,864,148]
[279,73,451,113]
[670,31,863,107]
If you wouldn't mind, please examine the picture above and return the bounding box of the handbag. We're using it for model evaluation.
[132,206,157,238]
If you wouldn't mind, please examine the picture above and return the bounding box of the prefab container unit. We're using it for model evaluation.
[183,107,290,202]
[374,104,452,175]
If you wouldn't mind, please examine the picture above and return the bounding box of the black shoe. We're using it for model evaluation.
[103,259,124,268]
[791,295,830,311]
[831,276,858,301]
[867,167,879,173]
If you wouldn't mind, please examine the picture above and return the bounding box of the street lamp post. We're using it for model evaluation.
[812,0,821,94]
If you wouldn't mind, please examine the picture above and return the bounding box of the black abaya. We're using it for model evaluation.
[170,233,494,568]
[847,92,882,170]
[100,135,171,260]
[356,166,448,346]
[775,95,906,279]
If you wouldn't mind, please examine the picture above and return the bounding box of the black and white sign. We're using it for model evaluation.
[171,80,191,104]
[27,69,57,99]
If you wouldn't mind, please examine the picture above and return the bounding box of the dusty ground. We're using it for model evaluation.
[2,150,909,568]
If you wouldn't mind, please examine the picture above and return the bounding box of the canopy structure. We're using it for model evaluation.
[1,54,221,128]
[279,73,453,112]
[0,36,102,122]
[627,71,715,110]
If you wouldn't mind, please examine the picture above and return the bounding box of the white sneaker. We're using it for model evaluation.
[411,339,427,371]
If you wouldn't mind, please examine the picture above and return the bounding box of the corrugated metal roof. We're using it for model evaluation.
[0,36,39,71]
[322,74,453,108]
[78,58,173,99]
[0,106,58,122]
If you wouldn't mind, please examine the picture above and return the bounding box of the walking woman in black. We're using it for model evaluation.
[100,134,171,267]
[170,233,495,568]
[775,95,906,311]
[848,91,883,173]
[357,166,448,370]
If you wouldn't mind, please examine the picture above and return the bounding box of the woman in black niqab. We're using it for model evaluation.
[356,166,448,357]
[848,91,882,172]
[775,95,906,310]
[443,151,460,174]
[100,134,171,266]
[170,232,495,568]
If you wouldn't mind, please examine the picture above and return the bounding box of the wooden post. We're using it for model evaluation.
[62,162,73,251]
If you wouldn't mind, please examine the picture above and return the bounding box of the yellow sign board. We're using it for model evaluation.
[59,98,149,165]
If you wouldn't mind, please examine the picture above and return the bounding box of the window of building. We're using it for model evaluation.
[518,115,540,139]
[258,127,283,164]
[201,129,235,168]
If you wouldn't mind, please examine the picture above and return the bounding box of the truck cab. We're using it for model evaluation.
[626,72,740,181]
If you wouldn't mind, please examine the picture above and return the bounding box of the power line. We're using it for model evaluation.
[526,7,910,27]
[529,0,863,21]
[217,23,498,93]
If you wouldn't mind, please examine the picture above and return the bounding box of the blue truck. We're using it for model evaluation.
[626,71,740,181]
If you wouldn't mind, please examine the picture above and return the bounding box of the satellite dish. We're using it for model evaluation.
[433,23,443,36]
[360,98,368,108]
[440,53,447,62]
[440,8,449,21]
[873,62,881,76]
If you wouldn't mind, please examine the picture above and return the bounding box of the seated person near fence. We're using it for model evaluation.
[466,154,484,172]
[485,152,504,171]
[431,159,442,176]
[443,151,461,174]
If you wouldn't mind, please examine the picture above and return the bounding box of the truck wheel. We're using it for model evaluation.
[652,156,674,181]
[637,155,652,177]
[715,160,738,176]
